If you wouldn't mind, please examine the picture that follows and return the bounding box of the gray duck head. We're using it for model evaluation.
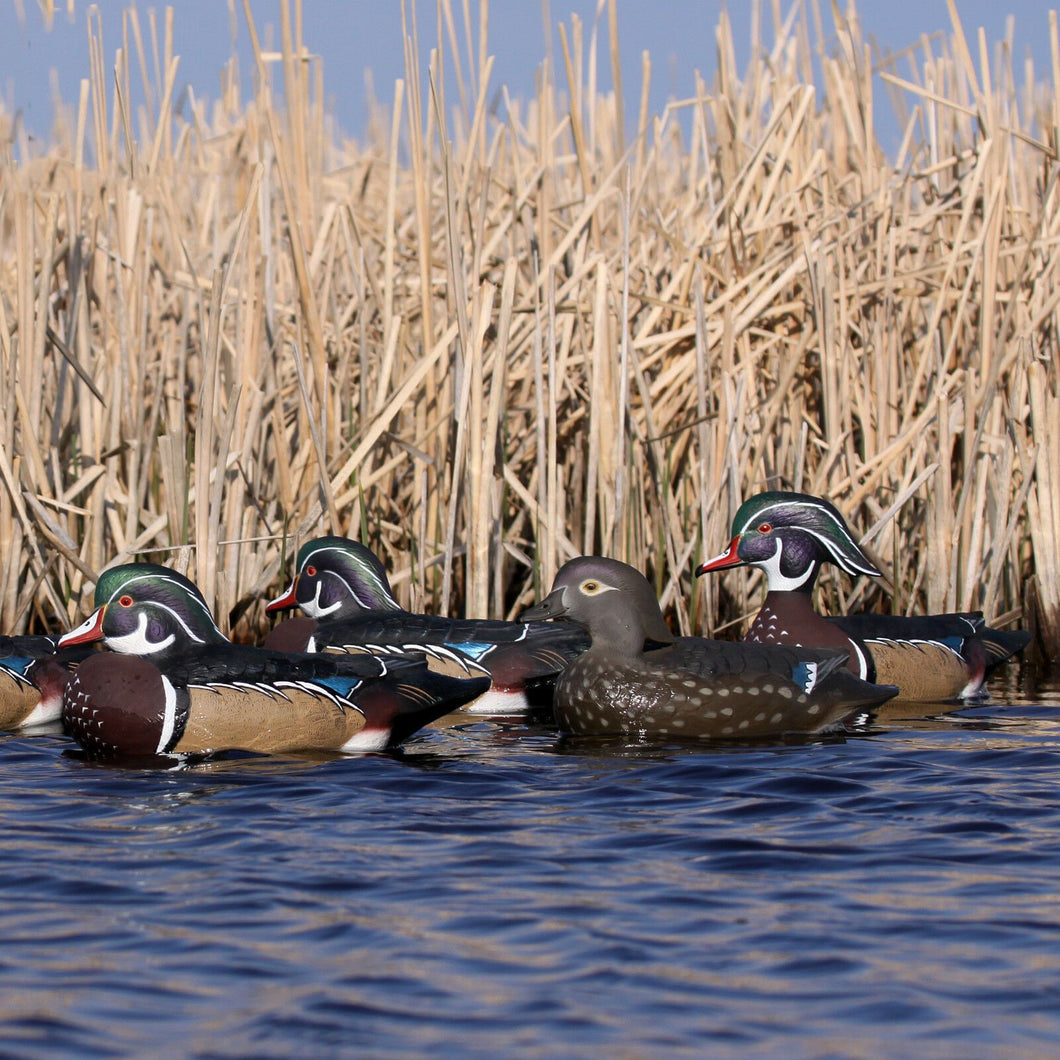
[521,556,675,656]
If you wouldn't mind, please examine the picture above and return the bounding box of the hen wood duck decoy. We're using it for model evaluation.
[55,563,489,760]
[0,635,92,729]
[696,491,1031,702]
[265,536,590,715]
[519,556,897,739]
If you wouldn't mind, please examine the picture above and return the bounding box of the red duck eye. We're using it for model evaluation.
[757,523,773,534]
[305,565,317,577]
[119,595,133,607]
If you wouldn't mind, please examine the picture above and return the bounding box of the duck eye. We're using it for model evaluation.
[305,565,317,577]
[118,595,133,607]
[757,522,773,534]
[580,579,601,594]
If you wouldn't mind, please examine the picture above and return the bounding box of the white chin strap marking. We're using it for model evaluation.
[759,539,815,592]
[303,582,342,619]
[107,612,177,656]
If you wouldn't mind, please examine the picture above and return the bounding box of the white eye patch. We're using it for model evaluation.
[578,579,617,595]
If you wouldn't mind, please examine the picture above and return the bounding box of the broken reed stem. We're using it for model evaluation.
[0,1,1056,658]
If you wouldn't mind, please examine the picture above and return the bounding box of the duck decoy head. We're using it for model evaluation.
[57,563,229,660]
[267,536,402,620]
[522,556,674,654]
[696,491,882,591]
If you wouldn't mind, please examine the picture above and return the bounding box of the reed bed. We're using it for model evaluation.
[1,0,1058,658]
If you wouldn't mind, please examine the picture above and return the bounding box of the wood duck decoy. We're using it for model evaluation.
[696,491,1030,702]
[55,563,489,760]
[0,635,91,729]
[519,555,897,739]
[265,536,590,715]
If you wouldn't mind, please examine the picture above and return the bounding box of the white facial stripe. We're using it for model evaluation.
[759,539,815,592]
[106,612,179,655]
[304,546,393,610]
[736,500,878,577]
[103,571,223,641]
[576,577,619,597]
[795,525,879,577]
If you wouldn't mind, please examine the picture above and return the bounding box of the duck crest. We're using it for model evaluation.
[268,536,589,715]
[698,491,1031,700]
[58,561,490,758]
[271,537,401,620]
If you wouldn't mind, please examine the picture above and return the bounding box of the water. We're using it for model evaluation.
[2,672,1060,1059]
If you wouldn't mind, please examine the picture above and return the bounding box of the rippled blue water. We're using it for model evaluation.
[2,671,1060,1058]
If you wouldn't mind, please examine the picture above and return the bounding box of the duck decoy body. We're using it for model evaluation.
[0,635,91,729]
[696,491,1030,701]
[56,563,489,759]
[265,536,589,715]
[520,556,897,739]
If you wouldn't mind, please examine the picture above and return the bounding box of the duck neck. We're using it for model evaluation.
[748,586,836,644]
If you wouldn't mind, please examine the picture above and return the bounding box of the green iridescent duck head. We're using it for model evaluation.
[58,563,228,660]
[267,537,402,620]
[696,491,882,592]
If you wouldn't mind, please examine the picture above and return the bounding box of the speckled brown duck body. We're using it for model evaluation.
[57,564,489,760]
[521,556,897,739]
[697,491,1030,702]
[265,537,589,714]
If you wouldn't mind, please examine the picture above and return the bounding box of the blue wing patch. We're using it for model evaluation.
[791,661,819,693]
[447,641,494,662]
[0,657,35,682]
[313,675,365,699]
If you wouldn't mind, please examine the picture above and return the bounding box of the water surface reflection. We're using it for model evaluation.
[1,674,1059,1057]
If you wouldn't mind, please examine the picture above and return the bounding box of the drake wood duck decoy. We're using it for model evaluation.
[265,536,590,715]
[519,556,897,739]
[696,491,1030,702]
[0,635,91,729]
[56,563,489,760]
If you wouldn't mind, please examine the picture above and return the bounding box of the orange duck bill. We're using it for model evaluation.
[57,606,107,647]
[695,537,744,575]
[265,578,299,613]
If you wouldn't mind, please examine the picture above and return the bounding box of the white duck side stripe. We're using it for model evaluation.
[156,674,179,754]
[802,662,818,693]
[848,639,870,680]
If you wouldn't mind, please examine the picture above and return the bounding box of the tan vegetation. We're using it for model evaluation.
[0,1,1058,658]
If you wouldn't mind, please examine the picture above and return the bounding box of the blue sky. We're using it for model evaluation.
[1,1,1054,151]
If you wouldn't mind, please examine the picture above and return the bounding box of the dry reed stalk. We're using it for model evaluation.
[0,0,1056,660]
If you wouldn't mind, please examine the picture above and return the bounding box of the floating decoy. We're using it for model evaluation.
[265,536,590,715]
[0,635,91,729]
[696,491,1030,701]
[520,555,897,739]
[56,563,490,759]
